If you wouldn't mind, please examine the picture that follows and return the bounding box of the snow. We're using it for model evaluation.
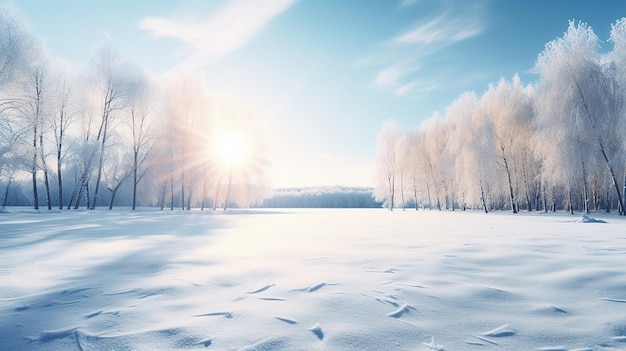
[1,208,626,350]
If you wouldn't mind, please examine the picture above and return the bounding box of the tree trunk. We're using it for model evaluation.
[159,183,166,210]
[622,168,626,215]
[108,188,117,210]
[186,189,192,211]
[400,173,405,211]
[43,169,51,210]
[567,181,574,215]
[31,127,39,210]
[480,182,488,214]
[502,156,517,214]
[57,149,63,209]
[91,138,105,209]
[201,177,207,211]
[574,78,624,215]
[181,172,185,211]
[213,178,222,211]
[2,178,12,209]
[224,169,233,211]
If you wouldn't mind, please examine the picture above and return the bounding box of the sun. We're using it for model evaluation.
[212,131,250,167]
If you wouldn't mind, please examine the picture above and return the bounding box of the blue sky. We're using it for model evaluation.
[8,0,626,187]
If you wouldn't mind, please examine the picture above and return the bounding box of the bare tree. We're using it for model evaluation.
[104,147,133,210]
[49,63,77,209]
[87,46,130,209]
[161,75,210,210]
[125,74,158,210]
[15,64,48,209]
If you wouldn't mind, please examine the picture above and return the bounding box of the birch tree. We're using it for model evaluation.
[374,120,399,210]
[536,20,625,214]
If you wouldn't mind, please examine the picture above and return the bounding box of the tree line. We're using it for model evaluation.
[0,6,268,211]
[258,187,382,208]
[375,20,626,215]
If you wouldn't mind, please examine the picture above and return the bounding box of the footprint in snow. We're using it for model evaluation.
[387,303,416,318]
[194,311,233,318]
[275,316,297,324]
[482,324,516,337]
[293,282,338,293]
[247,283,275,294]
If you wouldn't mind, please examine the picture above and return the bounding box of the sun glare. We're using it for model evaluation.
[213,132,250,167]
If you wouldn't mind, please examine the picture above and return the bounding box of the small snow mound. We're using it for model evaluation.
[309,322,324,340]
[237,336,288,351]
[31,328,78,342]
[576,215,606,223]
[197,337,212,347]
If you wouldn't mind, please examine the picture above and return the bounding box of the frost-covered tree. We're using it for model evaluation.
[420,114,448,210]
[0,6,44,209]
[404,129,423,210]
[609,18,626,214]
[536,20,625,214]
[481,75,535,213]
[444,91,484,211]
[395,135,411,210]
[374,120,399,210]
[0,5,39,88]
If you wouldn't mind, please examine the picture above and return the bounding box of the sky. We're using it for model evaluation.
[6,0,626,188]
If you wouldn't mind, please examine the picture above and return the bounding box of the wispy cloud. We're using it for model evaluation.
[394,13,483,45]
[398,0,421,9]
[368,1,487,97]
[139,0,295,69]
[374,60,419,89]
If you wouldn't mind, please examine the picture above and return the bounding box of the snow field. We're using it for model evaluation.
[1,209,626,350]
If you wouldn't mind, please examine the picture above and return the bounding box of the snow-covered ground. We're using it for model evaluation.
[1,208,626,351]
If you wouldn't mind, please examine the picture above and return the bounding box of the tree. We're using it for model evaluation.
[536,21,625,214]
[161,75,209,210]
[0,5,44,209]
[125,72,157,210]
[15,64,48,210]
[49,62,77,209]
[87,46,131,209]
[0,5,39,88]
[104,145,133,210]
[481,76,535,213]
[374,120,399,210]
[609,18,626,215]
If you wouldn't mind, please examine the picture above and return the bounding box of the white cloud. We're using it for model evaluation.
[139,0,295,67]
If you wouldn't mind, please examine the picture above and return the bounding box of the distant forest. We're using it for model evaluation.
[257,187,382,208]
